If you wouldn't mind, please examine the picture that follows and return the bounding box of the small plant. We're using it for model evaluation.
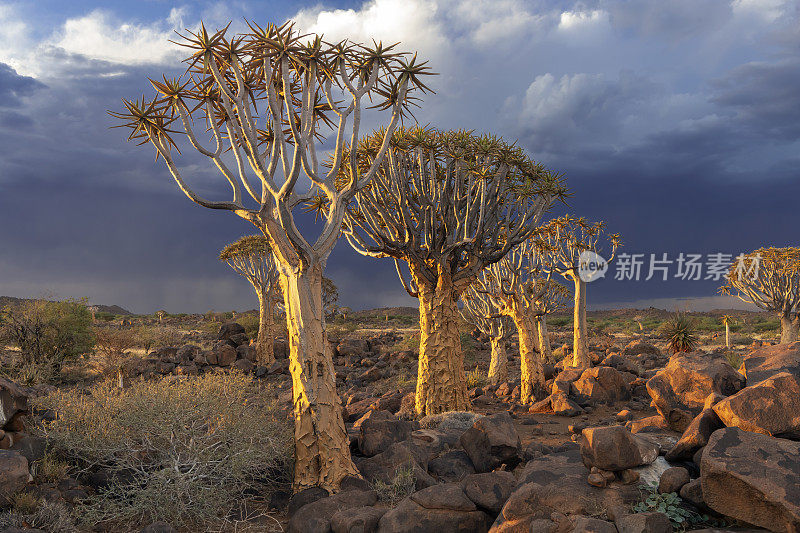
[662,313,699,354]
[11,492,40,515]
[0,500,76,533]
[633,483,723,531]
[372,465,416,504]
[724,349,743,370]
[465,368,485,389]
[32,455,70,483]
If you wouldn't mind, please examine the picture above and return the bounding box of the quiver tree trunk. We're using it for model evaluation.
[779,313,800,344]
[487,336,508,386]
[415,270,470,416]
[256,288,275,366]
[537,316,553,363]
[725,323,730,348]
[570,274,591,368]
[511,310,546,404]
[279,263,358,492]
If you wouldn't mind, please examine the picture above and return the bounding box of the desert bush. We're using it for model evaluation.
[0,500,76,533]
[93,327,137,373]
[32,454,71,483]
[236,313,261,339]
[549,316,571,328]
[0,298,94,383]
[33,372,292,529]
[465,368,486,389]
[660,313,699,354]
[371,465,416,504]
[11,492,40,515]
[135,325,183,352]
[724,350,743,370]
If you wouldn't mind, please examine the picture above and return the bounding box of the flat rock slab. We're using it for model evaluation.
[713,371,800,437]
[701,427,800,532]
[740,341,800,384]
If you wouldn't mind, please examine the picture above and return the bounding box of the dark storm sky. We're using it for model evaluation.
[0,0,797,313]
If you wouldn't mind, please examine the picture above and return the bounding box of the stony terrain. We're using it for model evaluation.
[0,309,798,532]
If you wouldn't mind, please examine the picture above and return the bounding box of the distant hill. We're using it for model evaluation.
[0,296,133,316]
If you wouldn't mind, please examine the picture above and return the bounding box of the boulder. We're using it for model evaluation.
[0,450,29,506]
[377,483,491,532]
[462,471,516,515]
[427,449,475,482]
[569,516,617,532]
[355,409,415,457]
[288,489,378,533]
[420,411,483,432]
[331,506,386,533]
[679,478,704,508]
[492,448,639,531]
[658,466,690,494]
[646,351,745,431]
[572,366,634,404]
[0,377,28,429]
[628,415,668,434]
[622,340,661,357]
[217,322,246,341]
[580,426,659,471]
[209,341,237,366]
[615,512,672,533]
[356,442,436,489]
[713,371,800,437]
[665,408,724,462]
[459,411,520,473]
[337,338,370,358]
[701,427,800,532]
[739,341,800,384]
[551,392,583,416]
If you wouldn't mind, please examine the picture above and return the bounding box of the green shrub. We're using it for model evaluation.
[660,313,699,354]
[633,483,724,530]
[235,314,261,339]
[34,372,293,529]
[0,299,94,383]
[549,316,571,328]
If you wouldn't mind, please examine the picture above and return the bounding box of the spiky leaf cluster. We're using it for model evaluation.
[533,215,621,275]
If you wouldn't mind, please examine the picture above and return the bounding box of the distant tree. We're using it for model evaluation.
[322,276,339,320]
[339,306,352,320]
[111,21,431,490]
[156,310,166,324]
[535,216,621,368]
[721,314,734,348]
[220,236,281,365]
[722,247,800,344]
[343,127,565,415]
[459,284,514,386]
[88,306,99,322]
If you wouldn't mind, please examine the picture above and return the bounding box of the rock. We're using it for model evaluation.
[337,338,370,358]
[8,435,46,463]
[551,392,583,416]
[587,472,606,487]
[462,471,516,514]
[228,332,249,347]
[331,506,386,533]
[232,359,253,372]
[356,442,436,489]
[739,341,800,384]
[0,450,29,506]
[209,341,237,366]
[572,366,634,404]
[551,368,584,394]
[175,344,201,363]
[420,411,483,432]
[646,351,745,431]
[377,483,491,532]
[658,466,690,494]
[428,449,475,482]
[622,340,661,357]
[356,409,415,457]
[459,411,521,473]
[492,448,639,530]
[618,468,640,485]
[140,523,178,533]
[713,371,800,437]
[601,353,644,376]
[236,344,257,362]
[288,489,378,533]
[288,486,329,517]
[665,408,724,461]
[217,322,246,341]
[628,415,669,434]
[679,478,704,508]
[580,426,659,471]
[569,516,617,532]
[701,427,800,532]
[615,512,672,533]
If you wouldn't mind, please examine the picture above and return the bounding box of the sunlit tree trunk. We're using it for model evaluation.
[488,336,508,386]
[779,312,799,344]
[279,263,358,492]
[256,288,275,366]
[724,322,730,348]
[414,269,470,416]
[570,273,590,368]
[537,316,553,363]
[510,308,546,404]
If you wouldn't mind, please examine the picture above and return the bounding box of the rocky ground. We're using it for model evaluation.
[1,311,799,532]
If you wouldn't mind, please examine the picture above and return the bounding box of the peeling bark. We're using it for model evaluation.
[414,270,470,416]
[487,336,508,386]
[570,274,591,368]
[779,313,799,344]
[537,316,553,363]
[279,264,358,492]
[256,288,275,366]
[511,310,546,404]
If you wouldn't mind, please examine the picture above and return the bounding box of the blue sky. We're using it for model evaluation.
[0,0,798,313]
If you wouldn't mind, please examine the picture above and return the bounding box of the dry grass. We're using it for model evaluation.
[371,464,416,504]
[33,371,293,530]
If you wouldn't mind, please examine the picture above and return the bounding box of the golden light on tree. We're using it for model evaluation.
[721,247,800,344]
[342,126,566,416]
[459,285,514,386]
[110,20,433,492]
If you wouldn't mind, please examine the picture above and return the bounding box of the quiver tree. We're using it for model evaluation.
[110,21,432,492]
[343,126,565,415]
[219,235,282,364]
[530,278,569,363]
[721,314,733,348]
[721,247,800,344]
[459,284,514,386]
[535,216,620,368]
[473,240,567,403]
[322,276,339,319]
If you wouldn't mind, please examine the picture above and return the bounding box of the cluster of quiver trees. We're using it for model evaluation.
[111,20,618,493]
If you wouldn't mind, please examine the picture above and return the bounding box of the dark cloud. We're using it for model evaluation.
[0,63,44,107]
